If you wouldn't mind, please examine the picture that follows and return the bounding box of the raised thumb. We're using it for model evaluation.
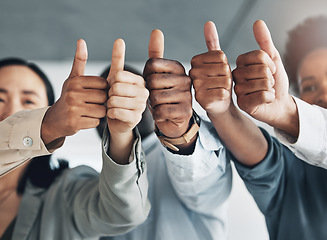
[69,39,88,78]
[204,21,221,51]
[148,29,164,58]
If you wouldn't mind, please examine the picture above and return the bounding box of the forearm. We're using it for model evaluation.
[108,130,134,165]
[208,104,267,166]
[275,97,327,168]
[41,105,66,151]
[270,95,299,139]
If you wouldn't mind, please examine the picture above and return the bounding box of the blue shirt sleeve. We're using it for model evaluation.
[232,128,287,216]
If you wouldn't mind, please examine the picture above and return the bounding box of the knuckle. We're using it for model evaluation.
[108,96,117,107]
[65,92,77,105]
[99,106,107,118]
[143,88,150,99]
[232,69,241,80]
[219,51,228,62]
[259,65,270,76]
[235,54,244,66]
[262,78,271,89]
[93,119,101,128]
[100,91,108,102]
[145,74,157,88]
[234,84,242,95]
[115,71,124,81]
[194,90,204,103]
[222,64,230,74]
[191,55,199,66]
[192,78,202,90]
[110,82,120,94]
[257,50,268,63]
[146,58,157,66]
[172,59,184,70]
[108,108,119,119]
[223,77,232,88]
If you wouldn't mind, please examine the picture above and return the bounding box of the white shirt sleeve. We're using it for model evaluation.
[275,96,327,168]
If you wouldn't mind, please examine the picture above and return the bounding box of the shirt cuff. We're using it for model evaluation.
[101,126,146,179]
[274,96,327,166]
[0,107,55,177]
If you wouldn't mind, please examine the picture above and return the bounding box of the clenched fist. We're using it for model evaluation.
[106,39,149,135]
[232,20,298,137]
[143,30,193,139]
[190,21,232,117]
[42,39,108,145]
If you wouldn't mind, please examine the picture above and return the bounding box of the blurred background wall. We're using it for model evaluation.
[1,0,327,63]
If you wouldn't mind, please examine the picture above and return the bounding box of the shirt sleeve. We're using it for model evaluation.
[163,118,232,216]
[274,96,327,169]
[232,128,287,216]
[67,127,150,237]
[0,107,55,177]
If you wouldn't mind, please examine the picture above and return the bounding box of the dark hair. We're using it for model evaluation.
[284,15,327,95]
[0,57,55,105]
[17,157,69,194]
[0,57,69,194]
[97,65,154,139]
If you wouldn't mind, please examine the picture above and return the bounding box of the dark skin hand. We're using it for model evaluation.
[42,39,108,150]
[143,30,196,154]
[189,21,268,166]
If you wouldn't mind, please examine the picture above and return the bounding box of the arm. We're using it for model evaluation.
[0,39,108,177]
[232,20,299,139]
[0,107,54,177]
[58,39,150,237]
[232,20,327,168]
[144,28,232,239]
[275,97,327,168]
[190,21,268,167]
[232,128,287,216]
[44,127,149,238]
[106,39,149,164]
[143,29,196,155]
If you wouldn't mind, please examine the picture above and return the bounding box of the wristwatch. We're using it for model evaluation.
[155,111,200,152]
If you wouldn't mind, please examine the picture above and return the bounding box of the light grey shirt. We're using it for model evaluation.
[11,128,150,240]
[101,119,232,240]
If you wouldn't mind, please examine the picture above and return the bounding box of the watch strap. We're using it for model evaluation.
[155,111,200,151]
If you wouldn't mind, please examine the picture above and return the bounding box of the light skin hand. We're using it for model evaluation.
[143,29,196,154]
[190,21,267,166]
[41,39,108,150]
[233,20,299,138]
[107,39,149,164]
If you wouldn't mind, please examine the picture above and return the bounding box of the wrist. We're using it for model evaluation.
[155,111,200,153]
[108,129,135,165]
[41,106,63,145]
[272,95,299,138]
[109,129,134,144]
[207,102,240,124]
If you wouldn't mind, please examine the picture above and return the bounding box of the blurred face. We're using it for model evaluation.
[298,48,327,108]
[0,65,48,121]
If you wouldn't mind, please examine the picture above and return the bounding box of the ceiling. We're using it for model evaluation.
[1,0,327,64]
